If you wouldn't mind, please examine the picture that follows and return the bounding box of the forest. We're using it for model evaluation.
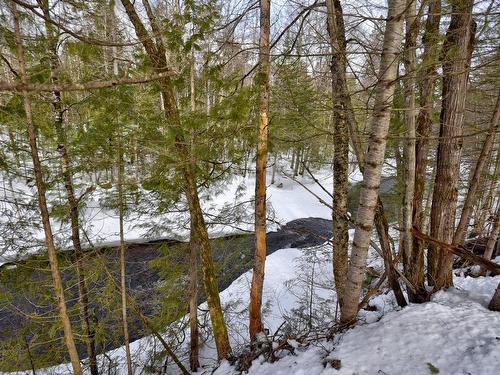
[0,0,499,374]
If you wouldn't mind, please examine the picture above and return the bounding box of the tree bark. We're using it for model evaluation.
[11,3,82,374]
[411,0,441,301]
[480,205,500,275]
[188,225,200,371]
[340,0,406,324]
[453,93,500,245]
[38,1,99,372]
[271,154,277,185]
[429,0,475,290]
[488,282,500,311]
[299,148,309,176]
[120,0,231,358]
[402,0,419,303]
[324,0,405,309]
[118,127,133,375]
[188,51,200,372]
[471,148,500,238]
[326,0,349,310]
[183,167,231,357]
[290,148,296,171]
[375,203,407,308]
[293,147,301,176]
[249,0,271,342]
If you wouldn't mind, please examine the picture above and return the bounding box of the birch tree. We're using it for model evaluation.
[341,0,406,323]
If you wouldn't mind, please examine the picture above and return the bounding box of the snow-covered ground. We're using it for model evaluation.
[6,243,499,375]
[227,270,500,375]
[2,153,397,264]
[0,169,340,264]
[83,168,338,243]
[3,162,499,375]
[1,164,353,263]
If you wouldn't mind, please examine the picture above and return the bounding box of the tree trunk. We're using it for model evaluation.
[299,147,309,176]
[340,0,406,324]
[402,0,419,303]
[11,3,82,374]
[471,149,500,238]
[118,128,133,375]
[375,204,407,308]
[453,93,500,245]
[249,0,271,342]
[325,0,404,309]
[293,147,302,176]
[411,0,441,301]
[183,166,231,357]
[271,154,277,185]
[429,0,475,290]
[188,225,200,371]
[291,148,296,171]
[421,165,436,235]
[326,0,349,309]
[489,282,500,311]
[188,50,200,372]
[120,0,231,358]
[38,1,99,372]
[480,205,500,275]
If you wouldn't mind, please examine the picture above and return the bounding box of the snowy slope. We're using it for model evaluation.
[213,257,500,375]
[3,162,498,375]
[81,169,337,243]
[6,245,499,375]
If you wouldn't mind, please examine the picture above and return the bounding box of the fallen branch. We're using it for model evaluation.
[412,227,500,274]
[358,270,387,311]
[357,248,407,310]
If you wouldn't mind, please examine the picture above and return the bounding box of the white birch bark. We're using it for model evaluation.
[341,0,406,323]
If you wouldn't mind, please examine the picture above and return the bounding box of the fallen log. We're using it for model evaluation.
[412,227,500,275]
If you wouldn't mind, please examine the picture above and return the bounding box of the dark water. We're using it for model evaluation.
[0,217,332,370]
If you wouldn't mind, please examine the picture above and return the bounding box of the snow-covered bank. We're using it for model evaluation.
[0,168,338,264]
[6,245,499,375]
[213,256,500,375]
[231,286,500,375]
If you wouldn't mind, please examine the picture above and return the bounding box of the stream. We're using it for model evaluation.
[0,217,332,370]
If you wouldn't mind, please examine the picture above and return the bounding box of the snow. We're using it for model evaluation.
[0,155,390,264]
[238,284,500,375]
[2,164,499,375]
[211,258,500,375]
[0,166,338,264]
[5,242,499,375]
[329,289,500,375]
[88,168,337,241]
